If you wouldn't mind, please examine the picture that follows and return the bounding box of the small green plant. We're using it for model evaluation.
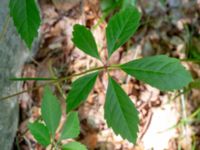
[7,0,193,148]
[28,86,86,149]
[66,7,192,143]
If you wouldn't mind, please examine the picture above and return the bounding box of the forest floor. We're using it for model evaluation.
[15,0,200,150]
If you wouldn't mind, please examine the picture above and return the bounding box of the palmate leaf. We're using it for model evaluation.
[72,24,100,59]
[9,0,41,48]
[66,72,98,112]
[60,112,80,140]
[41,86,62,137]
[28,122,51,147]
[120,55,193,91]
[106,6,141,57]
[62,142,87,150]
[105,76,139,143]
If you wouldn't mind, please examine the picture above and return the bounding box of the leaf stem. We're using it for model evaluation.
[180,58,200,63]
[10,77,58,81]
[1,64,121,101]
[107,64,121,70]
[48,61,66,100]
[180,89,188,136]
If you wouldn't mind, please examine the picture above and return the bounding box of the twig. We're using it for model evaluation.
[139,110,153,140]
[24,136,33,150]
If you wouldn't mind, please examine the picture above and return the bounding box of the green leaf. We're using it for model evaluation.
[72,24,100,59]
[100,0,121,13]
[60,112,80,140]
[62,142,87,150]
[120,55,193,91]
[122,0,136,9]
[106,6,141,57]
[28,122,51,147]
[104,76,139,143]
[159,0,167,6]
[66,72,98,112]
[189,79,200,89]
[41,86,62,137]
[100,0,116,12]
[9,0,41,48]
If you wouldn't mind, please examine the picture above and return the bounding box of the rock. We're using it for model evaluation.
[0,0,30,149]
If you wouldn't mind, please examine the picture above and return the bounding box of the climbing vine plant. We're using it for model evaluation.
[8,0,193,149]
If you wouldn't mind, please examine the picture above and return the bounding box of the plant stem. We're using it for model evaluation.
[48,61,66,100]
[180,89,188,136]
[50,143,54,150]
[180,58,200,63]
[15,136,21,150]
[0,14,10,42]
[189,107,200,119]
[107,64,121,70]
[92,12,108,30]
[1,64,121,101]
[10,77,58,81]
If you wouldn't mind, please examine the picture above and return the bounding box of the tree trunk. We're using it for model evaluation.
[0,0,82,149]
[0,0,28,149]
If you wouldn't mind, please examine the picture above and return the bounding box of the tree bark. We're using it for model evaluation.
[0,0,82,149]
[0,0,28,149]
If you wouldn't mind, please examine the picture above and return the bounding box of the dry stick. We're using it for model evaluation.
[139,110,153,140]
[0,65,120,101]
